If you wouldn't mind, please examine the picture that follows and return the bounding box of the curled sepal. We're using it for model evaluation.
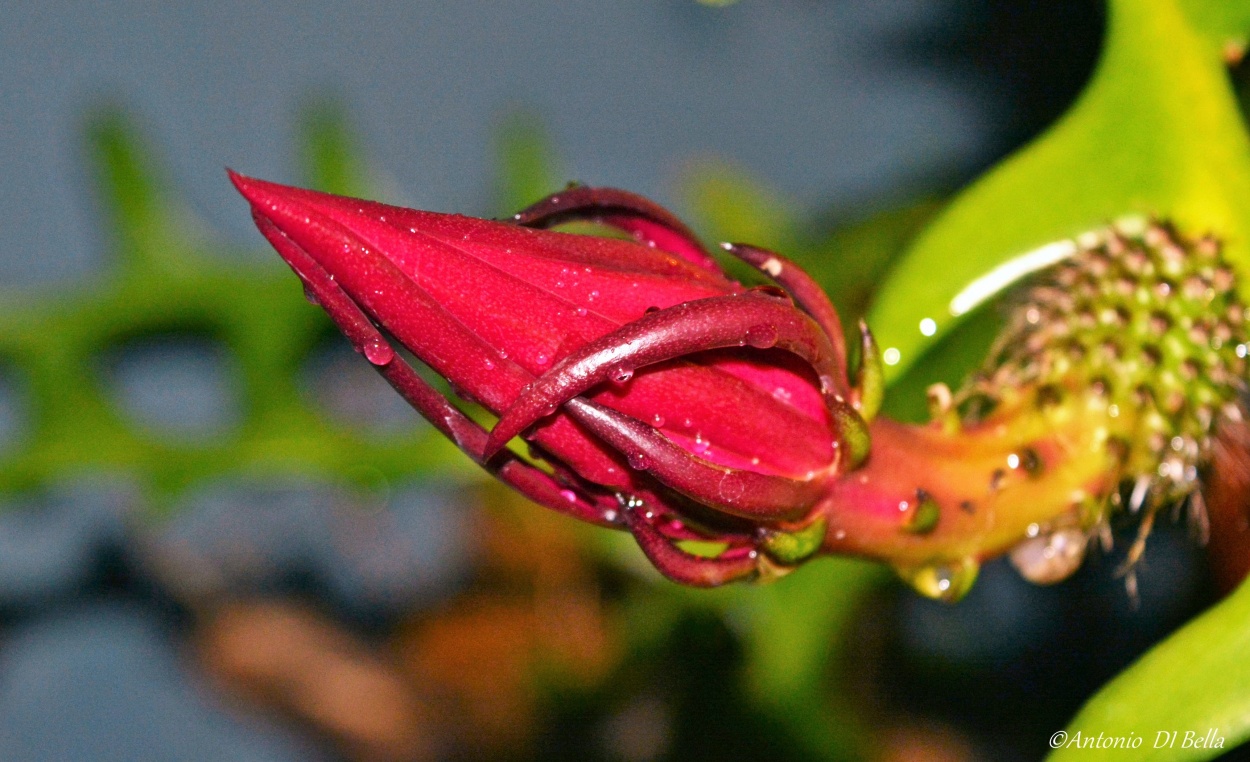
[483,291,845,458]
[760,516,827,565]
[623,505,759,587]
[565,398,822,522]
[512,184,721,273]
[721,242,848,387]
[854,320,884,423]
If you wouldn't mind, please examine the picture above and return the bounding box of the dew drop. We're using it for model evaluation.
[692,433,710,455]
[483,359,495,370]
[612,368,634,384]
[363,339,395,366]
[717,472,746,502]
[652,414,665,427]
[536,353,551,367]
[1009,528,1088,585]
[576,307,589,317]
[895,557,979,602]
[760,257,784,277]
[745,325,779,349]
[899,492,940,534]
[559,489,578,503]
[627,452,649,470]
[301,282,321,306]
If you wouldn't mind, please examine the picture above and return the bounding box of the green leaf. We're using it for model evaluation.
[1048,578,1250,761]
[84,107,205,273]
[1179,0,1250,46]
[493,110,563,213]
[297,98,373,199]
[680,159,798,254]
[869,0,1250,382]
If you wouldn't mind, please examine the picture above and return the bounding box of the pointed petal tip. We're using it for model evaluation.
[226,171,309,221]
[226,169,278,217]
[225,167,259,199]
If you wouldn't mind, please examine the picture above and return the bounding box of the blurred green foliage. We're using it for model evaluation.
[0,102,471,503]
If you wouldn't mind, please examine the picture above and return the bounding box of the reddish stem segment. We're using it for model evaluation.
[513,185,722,273]
[721,242,848,387]
[565,398,823,521]
[623,506,759,587]
[483,291,845,457]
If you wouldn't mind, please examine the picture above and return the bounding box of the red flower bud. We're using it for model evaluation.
[231,173,867,585]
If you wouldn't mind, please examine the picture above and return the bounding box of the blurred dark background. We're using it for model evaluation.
[6,2,1231,762]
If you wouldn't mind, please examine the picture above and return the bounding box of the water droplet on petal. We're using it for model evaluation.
[627,452,649,470]
[536,353,551,367]
[559,489,578,503]
[612,368,634,384]
[575,307,588,317]
[652,414,665,427]
[363,339,395,366]
[692,433,710,455]
[301,282,320,306]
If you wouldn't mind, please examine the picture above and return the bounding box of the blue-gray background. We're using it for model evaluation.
[2,0,1097,284]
